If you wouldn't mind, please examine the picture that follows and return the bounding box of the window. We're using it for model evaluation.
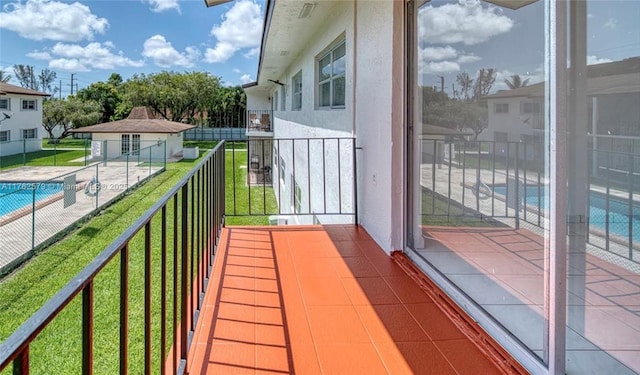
[317,40,345,108]
[494,131,508,142]
[121,134,130,154]
[494,103,509,114]
[292,71,302,110]
[273,91,278,112]
[21,99,37,111]
[294,179,302,214]
[522,102,541,114]
[0,130,9,142]
[22,128,37,139]
[281,85,286,111]
[0,98,10,110]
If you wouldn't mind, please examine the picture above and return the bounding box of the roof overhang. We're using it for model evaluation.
[204,0,233,8]
[482,0,539,10]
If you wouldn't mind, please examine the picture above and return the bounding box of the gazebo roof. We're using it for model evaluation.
[71,107,196,134]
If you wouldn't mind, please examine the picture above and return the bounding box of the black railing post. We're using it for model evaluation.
[161,206,167,375]
[352,138,358,225]
[119,245,129,375]
[144,222,152,375]
[172,195,178,375]
[13,348,29,375]
[82,282,94,375]
[180,184,189,369]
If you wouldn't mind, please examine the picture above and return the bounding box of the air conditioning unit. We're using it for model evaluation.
[268,215,289,225]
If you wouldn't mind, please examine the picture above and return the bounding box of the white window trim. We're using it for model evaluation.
[292,71,302,111]
[0,98,10,110]
[21,99,38,111]
[317,39,346,109]
[22,128,38,139]
[0,130,10,143]
[494,102,509,114]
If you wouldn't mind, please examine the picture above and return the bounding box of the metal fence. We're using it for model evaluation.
[0,141,167,276]
[0,143,225,375]
[183,127,247,141]
[423,139,639,263]
[226,137,357,225]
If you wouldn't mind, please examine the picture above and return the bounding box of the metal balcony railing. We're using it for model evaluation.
[0,142,226,375]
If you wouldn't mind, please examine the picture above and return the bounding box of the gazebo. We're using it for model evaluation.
[71,107,195,161]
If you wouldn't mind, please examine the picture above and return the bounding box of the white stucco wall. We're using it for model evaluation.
[90,133,173,161]
[245,1,404,253]
[0,94,44,156]
[483,97,542,142]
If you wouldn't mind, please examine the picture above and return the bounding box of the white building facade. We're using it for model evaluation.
[0,83,49,157]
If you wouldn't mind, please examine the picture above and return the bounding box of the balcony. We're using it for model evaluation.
[246,110,273,137]
[0,142,526,375]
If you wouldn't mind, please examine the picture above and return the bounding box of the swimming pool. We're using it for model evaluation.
[492,185,640,239]
[0,182,64,217]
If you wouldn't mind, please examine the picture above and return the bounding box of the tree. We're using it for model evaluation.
[42,99,67,139]
[123,71,223,123]
[455,72,474,102]
[473,68,496,99]
[76,81,122,123]
[504,74,530,89]
[42,97,101,139]
[0,71,11,83]
[38,68,58,96]
[13,64,37,89]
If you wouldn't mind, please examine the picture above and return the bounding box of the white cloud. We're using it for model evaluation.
[204,0,262,63]
[421,46,458,61]
[587,55,613,65]
[232,68,241,73]
[0,0,108,42]
[240,74,252,84]
[603,17,617,30]
[45,42,144,71]
[457,54,481,64]
[494,67,544,92]
[26,50,51,60]
[423,61,461,74]
[243,47,260,59]
[418,0,513,46]
[142,35,200,68]
[144,0,180,13]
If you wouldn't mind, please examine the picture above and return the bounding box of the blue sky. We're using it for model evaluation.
[0,0,265,94]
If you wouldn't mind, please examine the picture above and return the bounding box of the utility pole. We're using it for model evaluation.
[70,73,74,95]
[59,80,62,99]
[439,76,445,92]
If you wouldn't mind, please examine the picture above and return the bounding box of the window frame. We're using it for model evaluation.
[22,128,37,139]
[292,71,302,111]
[0,98,10,110]
[281,85,286,111]
[0,130,9,143]
[21,99,37,111]
[494,103,509,114]
[317,39,346,109]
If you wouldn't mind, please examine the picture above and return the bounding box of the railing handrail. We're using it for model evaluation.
[0,141,225,370]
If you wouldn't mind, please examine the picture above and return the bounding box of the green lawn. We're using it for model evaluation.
[225,145,279,226]
[0,141,281,373]
[0,149,88,171]
[42,138,90,148]
[0,152,208,375]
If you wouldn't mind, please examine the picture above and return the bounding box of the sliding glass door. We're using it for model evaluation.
[406,0,639,373]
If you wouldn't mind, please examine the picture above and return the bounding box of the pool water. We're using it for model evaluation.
[0,182,64,217]
[492,185,640,239]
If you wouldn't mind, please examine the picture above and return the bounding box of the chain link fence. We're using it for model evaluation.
[0,141,167,276]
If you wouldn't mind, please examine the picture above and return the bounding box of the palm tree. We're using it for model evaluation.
[0,71,11,83]
[504,74,530,89]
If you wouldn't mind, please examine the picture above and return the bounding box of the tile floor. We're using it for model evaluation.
[186,225,507,375]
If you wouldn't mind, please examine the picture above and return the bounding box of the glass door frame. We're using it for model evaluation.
[403,0,568,373]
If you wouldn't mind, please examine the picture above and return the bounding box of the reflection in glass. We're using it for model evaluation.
[408,0,640,373]
[408,0,549,367]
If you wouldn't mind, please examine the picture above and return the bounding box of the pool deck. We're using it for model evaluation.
[0,163,162,271]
